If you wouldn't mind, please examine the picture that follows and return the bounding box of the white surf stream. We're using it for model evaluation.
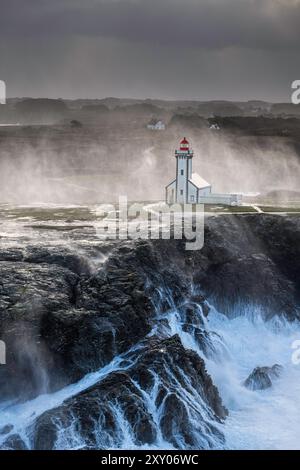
[1,300,300,449]
[208,311,300,450]
[168,306,300,450]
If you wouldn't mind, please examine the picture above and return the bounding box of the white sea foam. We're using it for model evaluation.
[1,283,300,449]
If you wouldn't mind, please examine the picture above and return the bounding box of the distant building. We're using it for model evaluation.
[209,123,220,130]
[147,119,165,130]
[166,138,242,206]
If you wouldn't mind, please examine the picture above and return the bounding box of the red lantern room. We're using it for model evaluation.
[180,137,189,151]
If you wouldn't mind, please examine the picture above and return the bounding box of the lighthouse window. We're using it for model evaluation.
[180,190,183,195]
[181,170,184,175]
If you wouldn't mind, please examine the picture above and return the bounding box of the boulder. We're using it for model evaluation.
[244,364,283,390]
[30,335,227,450]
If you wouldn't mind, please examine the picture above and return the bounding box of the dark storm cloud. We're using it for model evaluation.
[1,0,300,50]
[1,0,299,100]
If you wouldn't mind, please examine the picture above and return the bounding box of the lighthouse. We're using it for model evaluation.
[165,138,242,206]
[174,137,193,204]
[165,138,211,204]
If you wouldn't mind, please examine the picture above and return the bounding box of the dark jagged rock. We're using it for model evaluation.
[181,324,220,358]
[23,246,92,275]
[0,213,299,447]
[244,364,283,391]
[0,424,13,435]
[33,370,157,450]
[0,261,79,400]
[0,244,97,276]
[185,215,300,320]
[0,237,192,401]
[31,335,227,450]
[177,298,209,328]
[0,434,28,450]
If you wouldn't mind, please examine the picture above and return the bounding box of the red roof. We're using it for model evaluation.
[180,137,189,144]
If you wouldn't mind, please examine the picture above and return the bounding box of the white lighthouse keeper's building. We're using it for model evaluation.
[165,138,242,206]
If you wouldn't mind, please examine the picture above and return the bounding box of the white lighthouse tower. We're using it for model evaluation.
[166,137,211,204]
[174,137,193,204]
[166,138,242,206]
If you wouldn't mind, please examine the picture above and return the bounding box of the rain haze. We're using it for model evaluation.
[0,0,300,100]
[0,0,299,204]
[2,0,300,456]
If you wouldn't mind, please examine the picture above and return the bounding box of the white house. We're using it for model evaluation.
[165,138,242,206]
[209,123,220,130]
[147,119,165,130]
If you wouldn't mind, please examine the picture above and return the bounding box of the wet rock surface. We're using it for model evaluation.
[0,212,299,448]
[0,433,28,450]
[244,364,283,390]
[0,261,78,399]
[0,234,194,401]
[29,336,227,450]
[187,215,300,320]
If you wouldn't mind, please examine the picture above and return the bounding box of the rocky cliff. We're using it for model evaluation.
[0,213,299,449]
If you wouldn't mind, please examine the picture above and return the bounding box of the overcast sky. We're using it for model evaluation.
[0,0,299,101]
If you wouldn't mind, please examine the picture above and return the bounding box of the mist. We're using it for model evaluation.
[0,123,299,205]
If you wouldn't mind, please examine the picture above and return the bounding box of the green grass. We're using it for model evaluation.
[27,224,92,231]
[204,204,257,213]
[259,206,300,213]
[0,206,97,222]
[1,204,299,227]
